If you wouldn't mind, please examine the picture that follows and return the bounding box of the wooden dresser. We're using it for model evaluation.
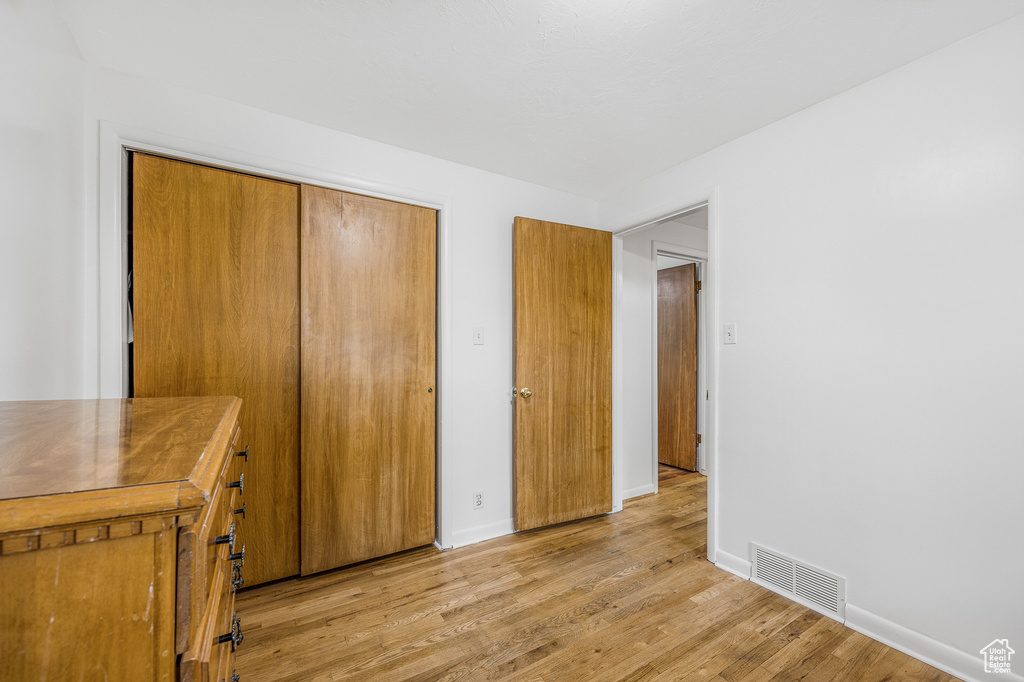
[0,396,248,681]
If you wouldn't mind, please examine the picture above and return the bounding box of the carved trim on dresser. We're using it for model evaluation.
[0,511,201,555]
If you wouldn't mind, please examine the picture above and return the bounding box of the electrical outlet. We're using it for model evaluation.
[473,491,484,510]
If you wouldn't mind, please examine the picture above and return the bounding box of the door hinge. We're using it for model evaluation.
[696,280,702,292]
[696,433,702,444]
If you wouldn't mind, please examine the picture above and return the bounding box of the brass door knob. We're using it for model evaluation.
[520,387,533,398]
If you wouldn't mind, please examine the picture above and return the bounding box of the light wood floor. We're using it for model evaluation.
[235,476,959,681]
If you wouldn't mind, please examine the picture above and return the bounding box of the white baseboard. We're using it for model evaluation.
[713,548,751,579]
[623,483,656,500]
[844,604,1023,682]
[450,518,515,549]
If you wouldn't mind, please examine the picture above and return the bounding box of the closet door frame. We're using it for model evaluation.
[94,121,455,551]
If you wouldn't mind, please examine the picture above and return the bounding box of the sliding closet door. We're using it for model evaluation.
[133,154,301,585]
[300,185,436,575]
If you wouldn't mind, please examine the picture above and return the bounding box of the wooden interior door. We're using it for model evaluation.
[132,153,301,584]
[513,217,612,531]
[300,185,436,575]
[658,263,698,471]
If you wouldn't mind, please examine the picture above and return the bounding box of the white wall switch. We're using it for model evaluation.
[473,326,484,345]
[723,323,737,345]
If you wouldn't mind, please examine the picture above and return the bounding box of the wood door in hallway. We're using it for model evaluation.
[300,185,436,575]
[658,263,698,471]
[132,153,301,584]
[513,217,612,531]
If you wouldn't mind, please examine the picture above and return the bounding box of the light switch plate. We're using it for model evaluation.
[723,323,737,345]
[473,326,484,345]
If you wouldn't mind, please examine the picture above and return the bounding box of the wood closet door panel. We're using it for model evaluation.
[513,217,612,531]
[132,154,301,584]
[300,185,436,575]
[658,263,698,471]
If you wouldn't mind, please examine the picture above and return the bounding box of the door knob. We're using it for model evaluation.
[520,387,533,398]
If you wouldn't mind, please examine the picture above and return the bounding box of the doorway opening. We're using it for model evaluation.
[655,247,707,481]
[614,198,716,557]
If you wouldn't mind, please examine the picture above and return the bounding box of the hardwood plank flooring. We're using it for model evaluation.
[659,463,700,485]
[235,476,960,681]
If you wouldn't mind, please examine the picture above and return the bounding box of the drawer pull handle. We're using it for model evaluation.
[232,562,245,591]
[217,613,243,651]
[213,522,236,550]
[236,445,249,461]
[234,502,246,520]
[227,473,244,494]
[229,544,245,566]
[232,670,240,682]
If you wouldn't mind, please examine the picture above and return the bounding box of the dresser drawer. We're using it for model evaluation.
[212,586,239,682]
[180,547,240,682]
[177,426,247,654]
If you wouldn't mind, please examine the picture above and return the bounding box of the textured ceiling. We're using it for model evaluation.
[57,0,1024,198]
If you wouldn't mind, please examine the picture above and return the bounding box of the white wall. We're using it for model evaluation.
[0,2,85,400]
[620,222,707,498]
[657,255,693,270]
[602,15,1024,681]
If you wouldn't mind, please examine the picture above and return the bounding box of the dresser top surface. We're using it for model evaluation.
[0,396,239,501]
